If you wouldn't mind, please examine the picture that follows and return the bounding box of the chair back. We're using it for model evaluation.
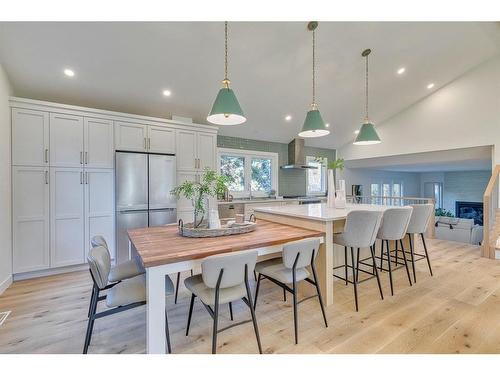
[377,207,413,240]
[87,245,111,289]
[343,210,383,248]
[407,204,434,234]
[282,238,321,269]
[91,235,108,249]
[202,250,258,289]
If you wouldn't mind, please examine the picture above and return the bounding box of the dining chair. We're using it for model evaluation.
[406,203,434,282]
[376,207,414,295]
[254,238,328,344]
[184,250,262,354]
[333,210,383,311]
[84,245,174,354]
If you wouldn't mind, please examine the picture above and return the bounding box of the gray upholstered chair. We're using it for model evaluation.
[406,204,434,282]
[376,207,414,296]
[333,210,383,311]
[254,238,328,344]
[84,245,174,354]
[184,250,262,354]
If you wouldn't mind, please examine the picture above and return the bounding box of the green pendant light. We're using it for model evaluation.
[298,22,329,138]
[207,21,246,126]
[354,49,381,145]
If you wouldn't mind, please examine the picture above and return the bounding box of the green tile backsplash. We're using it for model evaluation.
[217,135,336,196]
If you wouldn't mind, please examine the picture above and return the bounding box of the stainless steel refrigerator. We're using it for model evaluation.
[115,151,176,263]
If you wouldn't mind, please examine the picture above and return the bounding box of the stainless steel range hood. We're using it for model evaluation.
[280,138,317,170]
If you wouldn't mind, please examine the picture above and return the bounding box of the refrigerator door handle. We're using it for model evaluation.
[80,171,83,184]
[80,151,83,164]
[44,148,49,163]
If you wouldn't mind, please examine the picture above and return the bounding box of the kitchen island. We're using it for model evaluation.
[253,203,407,307]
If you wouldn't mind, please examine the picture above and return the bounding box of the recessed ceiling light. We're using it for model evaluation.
[325,123,330,128]
[285,115,292,121]
[427,83,435,89]
[397,67,406,75]
[163,89,172,97]
[354,130,360,134]
[63,68,75,77]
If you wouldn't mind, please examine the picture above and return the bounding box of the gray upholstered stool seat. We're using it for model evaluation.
[184,274,247,305]
[255,257,310,284]
[106,274,174,308]
[332,233,348,247]
[108,258,145,283]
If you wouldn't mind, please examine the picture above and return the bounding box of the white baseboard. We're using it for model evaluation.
[13,264,88,281]
[0,275,13,295]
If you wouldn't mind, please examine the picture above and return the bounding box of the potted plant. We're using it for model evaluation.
[315,157,345,208]
[171,168,233,228]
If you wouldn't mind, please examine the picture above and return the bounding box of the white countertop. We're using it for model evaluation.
[218,197,326,205]
[254,203,391,222]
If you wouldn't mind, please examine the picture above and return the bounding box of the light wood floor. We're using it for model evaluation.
[1,238,500,354]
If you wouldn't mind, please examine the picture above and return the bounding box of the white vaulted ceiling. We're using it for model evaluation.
[0,22,499,149]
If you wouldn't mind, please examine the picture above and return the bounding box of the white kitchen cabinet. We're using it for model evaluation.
[148,125,175,154]
[114,120,148,152]
[176,129,197,170]
[11,108,49,167]
[50,168,85,268]
[84,168,115,259]
[84,117,114,168]
[197,132,217,170]
[50,113,84,167]
[12,166,50,273]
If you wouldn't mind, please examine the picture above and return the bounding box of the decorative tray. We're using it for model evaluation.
[178,216,257,238]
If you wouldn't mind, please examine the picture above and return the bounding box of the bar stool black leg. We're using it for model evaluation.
[370,245,384,300]
[379,240,384,272]
[87,286,96,318]
[174,272,181,304]
[371,245,376,275]
[254,270,257,282]
[421,233,433,276]
[229,302,233,321]
[185,293,195,336]
[344,246,348,285]
[292,269,299,344]
[83,284,99,354]
[408,233,417,283]
[212,299,219,354]
[244,266,263,354]
[254,273,262,309]
[356,248,360,283]
[399,239,413,286]
[350,247,359,311]
[165,308,172,354]
[386,240,394,296]
[395,240,399,265]
[283,287,287,301]
[311,253,328,327]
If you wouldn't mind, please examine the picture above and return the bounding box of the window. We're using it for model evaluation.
[306,156,327,195]
[218,148,278,197]
[371,183,380,204]
[371,181,404,205]
[382,183,391,205]
[424,182,442,209]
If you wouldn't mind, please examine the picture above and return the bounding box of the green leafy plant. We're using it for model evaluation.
[171,168,233,228]
[435,208,454,218]
[314,157,345,171]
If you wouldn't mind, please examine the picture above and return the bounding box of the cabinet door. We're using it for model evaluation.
[12,108,49,167]
[84,169,115,260]
[12,167,50,273]
[148,125,175,154]
[176,171,197,210]
[50,113,84,167]
[50,168,85,267]
[114,121,148,152]
[84,117,114,168]
[175,130,197,171]
[197,132,217,170]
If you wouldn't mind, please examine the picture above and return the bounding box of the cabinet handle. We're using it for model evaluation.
[44,149,49,163]
[80,171,83,184]
[45,170,49,184]
[85,172,89,184]
[148,137,151,150]
[144,138,147,150]
[80,151,83,164]
[85,152,88,164]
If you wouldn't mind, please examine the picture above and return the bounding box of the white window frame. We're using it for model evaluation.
[217,147,279,198]
[306,156,327,196]
[371,181,404,205]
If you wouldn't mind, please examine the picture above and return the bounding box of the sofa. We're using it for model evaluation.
[434,216,483,245]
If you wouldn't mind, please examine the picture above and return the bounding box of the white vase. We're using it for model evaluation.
[335,179,347,208]
[327,170,336,208]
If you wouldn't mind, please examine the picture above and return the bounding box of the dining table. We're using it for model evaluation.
[127,219,324,354]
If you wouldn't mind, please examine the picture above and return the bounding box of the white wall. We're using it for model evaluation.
[338,55,500,166]
[442,171,490,215]
[0,64,12,294]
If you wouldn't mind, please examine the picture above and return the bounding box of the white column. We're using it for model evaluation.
[146,266,166,354]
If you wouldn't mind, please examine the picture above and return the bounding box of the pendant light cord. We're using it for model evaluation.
[312,28,316,106]
[365,53,369,121]
[224,21,228,82]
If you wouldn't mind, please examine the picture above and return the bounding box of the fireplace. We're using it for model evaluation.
[455,201,483,226]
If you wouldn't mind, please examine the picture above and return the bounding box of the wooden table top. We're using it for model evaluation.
[128,220,324,268]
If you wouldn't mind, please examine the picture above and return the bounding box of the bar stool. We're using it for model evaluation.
[406,203,434,282]
[84,245,174,354]
[254,238,328,344]
[333,210,383,311]
[376,207,414,296]
[184,250,262,354]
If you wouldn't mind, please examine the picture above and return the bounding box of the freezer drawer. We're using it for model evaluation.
[149,208,177,227]
[116,210,148,263]
[115,152,148,211]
